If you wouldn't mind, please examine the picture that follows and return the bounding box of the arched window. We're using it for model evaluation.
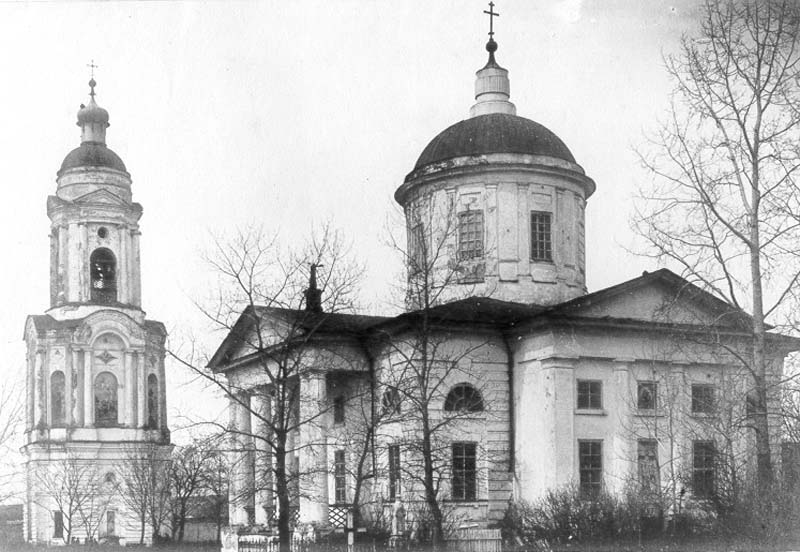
[90,248,117,304]
[444,383,484,413]
[147,374,159,428]
[382,388,401,416]
[51,371,65,427]
[94,371,118,427]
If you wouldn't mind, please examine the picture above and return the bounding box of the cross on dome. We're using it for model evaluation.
[484,2,499,39]
[87,60,99,98]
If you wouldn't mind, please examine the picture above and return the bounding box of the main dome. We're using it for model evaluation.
[413,113,575,171]
[59,143,127,175]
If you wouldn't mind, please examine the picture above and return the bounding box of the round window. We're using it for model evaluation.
[97,227,108,239]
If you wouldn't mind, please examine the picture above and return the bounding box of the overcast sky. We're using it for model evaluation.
[0,0,699,441]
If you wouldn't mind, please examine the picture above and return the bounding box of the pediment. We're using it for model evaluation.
[73,188,127,206]
[553,270,748,329]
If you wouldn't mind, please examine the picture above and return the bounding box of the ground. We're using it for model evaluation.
[4,537,800,552]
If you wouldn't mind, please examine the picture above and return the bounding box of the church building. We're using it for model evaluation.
[22,79,171,544]
[211,11,797,539]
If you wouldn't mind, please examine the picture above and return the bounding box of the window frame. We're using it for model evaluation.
[578,439,603,497]
[444,383,484,413]
[388,444,401,500]
[637,381,657,411]
[530,211,553,262]
[457,209,485,261]
[334,449,347,504]
[637,439,659,493]
[90,247,117,304]
[576,379,603,410]
[692,440,716,499]
[333,395,346,425]
[53,510,64,539]
[381,388,401,416]
[409,223,426,273]
[94,371,118,427]
[147,374,159,429]
[106,509,116,536]
[451,442,477,502]
[691,384,716,414]
[51,370,66,427]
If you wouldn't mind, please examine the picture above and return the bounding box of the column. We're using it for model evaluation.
[33,349,45,428]
[79,222,89,302]
[72,349,82,426]
[136,354,146,428]
[229,393,254,526]
[64,346,73,426]
[298,372,329,524]
[83,349,94,427]
[57,224,68,304]
[252,392,273,525]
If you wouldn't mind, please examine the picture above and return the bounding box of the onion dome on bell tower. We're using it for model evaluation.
[396,3,596,307]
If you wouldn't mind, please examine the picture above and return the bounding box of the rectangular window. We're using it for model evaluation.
[334,450,347,504]
[333,396,345,424]
[577,380,602,410]
[53,511,63,539]
[637,381,657,411]
[530,211,553,261]
[692,441,715,498]
[410,223,426,272]
[451,442,477,501]
[388,444,401,500]
[106,510,116,536]
[458,210,484,261]
[579,440,603,497]
[637,439,659,492]
[691,384,715,414]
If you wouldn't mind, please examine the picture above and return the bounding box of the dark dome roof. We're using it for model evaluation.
[59,143,127,174]
[414,113,575,171]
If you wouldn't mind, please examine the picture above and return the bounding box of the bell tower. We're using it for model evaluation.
[22,78,171,545]
[48,77,142,313]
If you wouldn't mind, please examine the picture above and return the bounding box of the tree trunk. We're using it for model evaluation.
[275,431,292,552]
[749,176,773,493]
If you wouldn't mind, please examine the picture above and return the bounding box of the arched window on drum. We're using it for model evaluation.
[94,371,118,427]
[147,374,159,428]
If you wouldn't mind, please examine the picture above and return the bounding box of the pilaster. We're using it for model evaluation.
[541,356,576,487]
[83,349,94,427]
[33,349,45,428]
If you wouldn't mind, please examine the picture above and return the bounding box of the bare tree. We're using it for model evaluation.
[168,441,218,542]
[33,454,98,543]
[377,201,497,543]
[200,440,230,544]
[120,444,172,544]
[171,224,364,552]
[75,474,116,544]
[634,0,800,491]
[0,379,24,504]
